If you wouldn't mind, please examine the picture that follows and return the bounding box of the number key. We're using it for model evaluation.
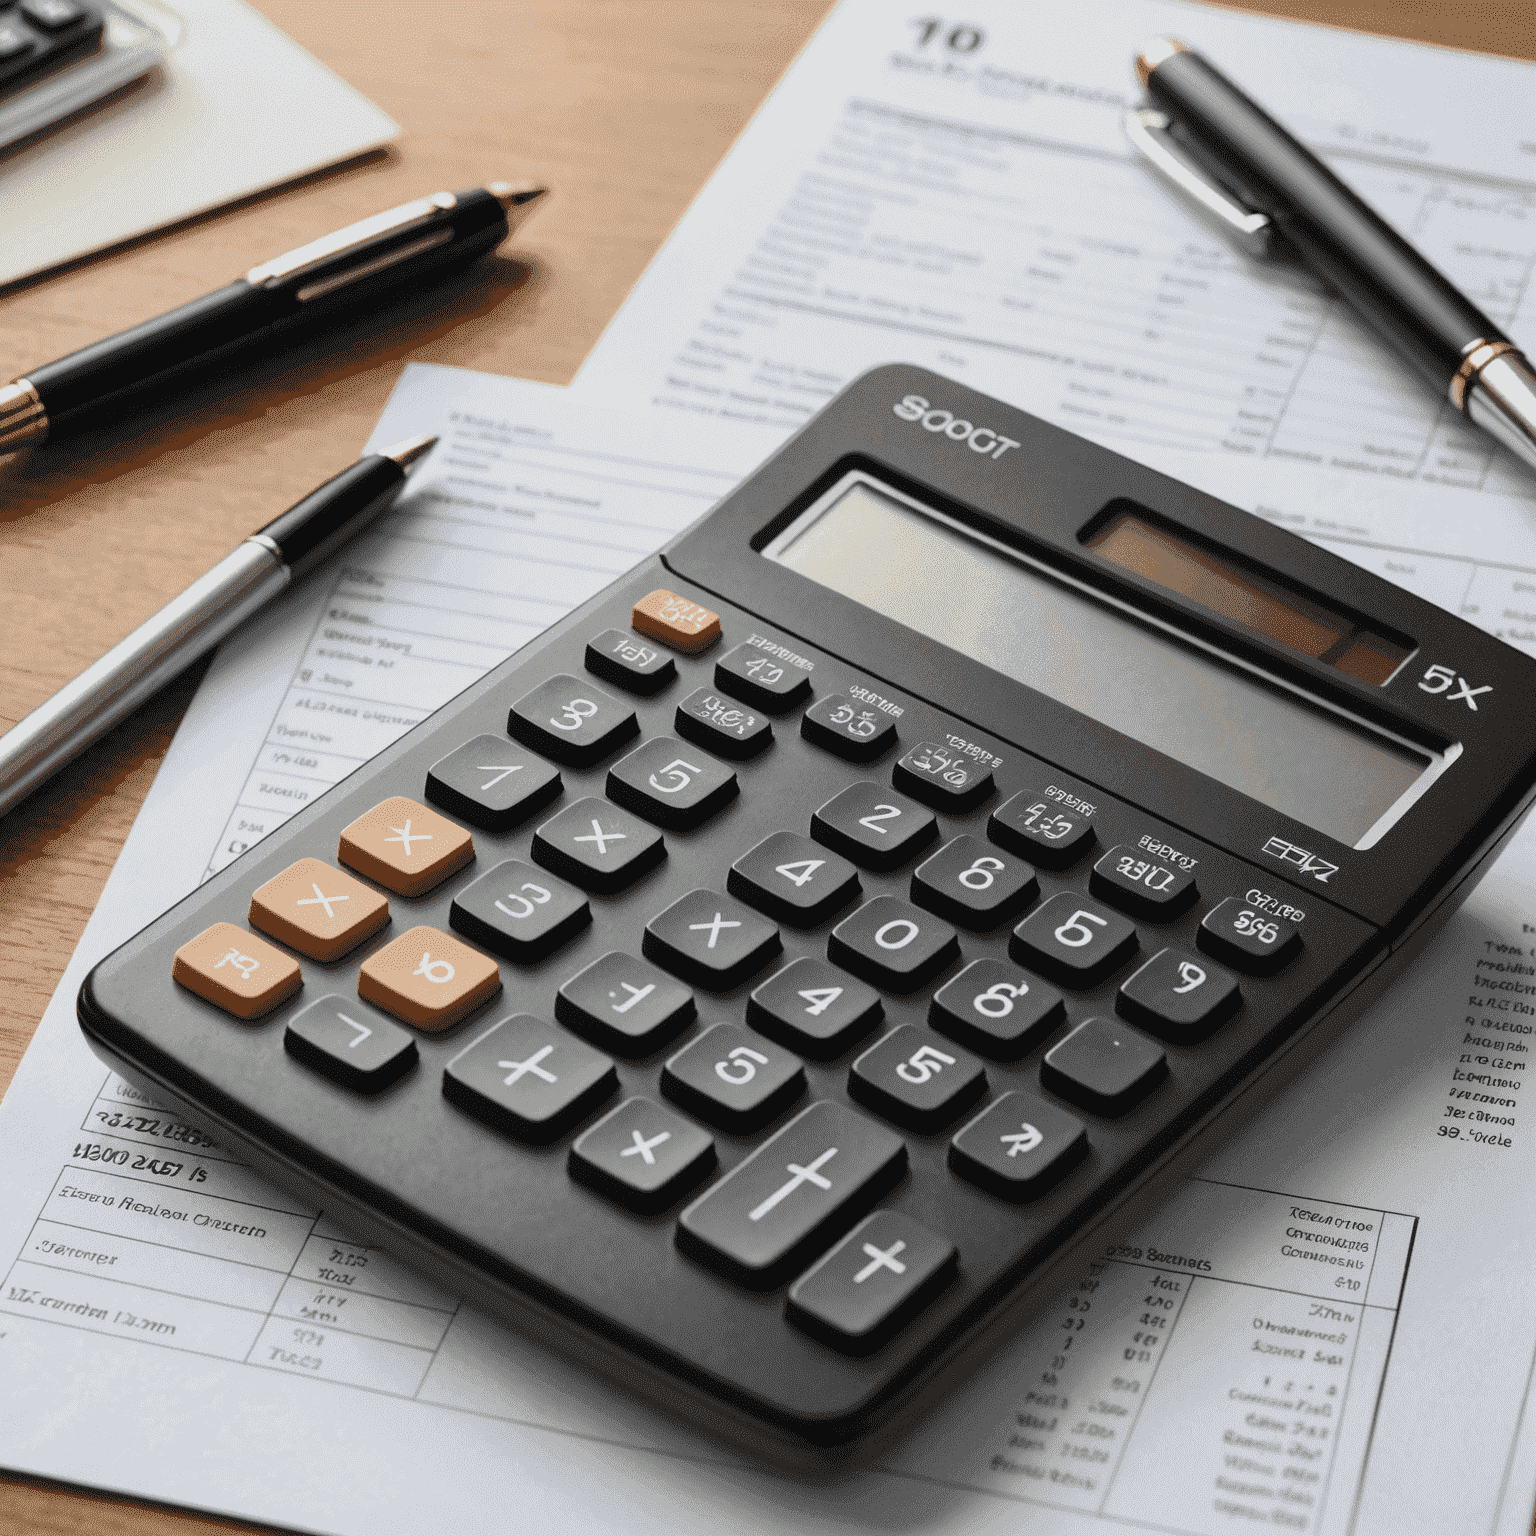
[1010,892,1137,988]
[1117,947,1240,1043]
[425,735,563,832]
[811,782,937,872]
[849,1025,986,1133]
[929,957,1064,1059]
[606,737,738,830]
[829,895,959,993]
[728,831,860,927]
[449,859,590,962]
[747,956,883,1059]
[508,675,638,768]
[661,1022,806,1132]
[1198,896,1302,975]
[988,790,1096,869]
[911,835,1037,929]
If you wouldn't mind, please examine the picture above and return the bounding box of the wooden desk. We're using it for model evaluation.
[1,2,1530,1530]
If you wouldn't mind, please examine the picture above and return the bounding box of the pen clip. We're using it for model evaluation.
[1123,107,1274,261]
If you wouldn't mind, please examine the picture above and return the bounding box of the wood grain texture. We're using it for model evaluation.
[0,1,1532,1531]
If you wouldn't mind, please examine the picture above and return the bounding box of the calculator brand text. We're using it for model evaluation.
[1261,836,1338,884]
[892,394,1021,459]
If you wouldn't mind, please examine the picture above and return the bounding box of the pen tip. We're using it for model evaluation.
[381,433,438,471]
[488,180,549,231]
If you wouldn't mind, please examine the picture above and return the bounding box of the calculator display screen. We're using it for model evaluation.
[766,478,1431,848]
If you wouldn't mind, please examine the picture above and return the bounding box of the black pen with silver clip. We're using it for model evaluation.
[1124,38,1536,477]
[0,433,435,818]
[0,181,545,454]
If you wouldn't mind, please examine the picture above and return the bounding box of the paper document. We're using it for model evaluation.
[4,364,1536,1536]
[1,0,398,288]
[575,0,1536,661]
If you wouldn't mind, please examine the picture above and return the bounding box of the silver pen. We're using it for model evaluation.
[0,433,435,817]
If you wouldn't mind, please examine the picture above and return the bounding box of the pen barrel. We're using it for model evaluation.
[0,543,288,819]
[1145,52,1502,392]
[255,455,408,580]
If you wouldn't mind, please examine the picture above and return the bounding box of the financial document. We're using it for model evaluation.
[574,0,1536,659]
[4,364,1536,1536]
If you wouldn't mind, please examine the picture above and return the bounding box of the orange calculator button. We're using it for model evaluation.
[631,589,722,654]
[338,796,474,897]
[172,922,302,1020]
[357,925,501,1031]
[248,857,390,962]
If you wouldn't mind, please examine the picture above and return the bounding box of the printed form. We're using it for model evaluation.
[3,365,1536,1536]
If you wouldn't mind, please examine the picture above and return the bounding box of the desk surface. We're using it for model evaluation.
[2,1,1532,1530]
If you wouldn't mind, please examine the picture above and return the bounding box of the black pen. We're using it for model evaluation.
[0,181,546,454]
[1125,39,1536,476]
[0,433,435,817]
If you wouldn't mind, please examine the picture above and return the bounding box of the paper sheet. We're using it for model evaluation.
[0,0,398,288]
[5,364,1536,1536]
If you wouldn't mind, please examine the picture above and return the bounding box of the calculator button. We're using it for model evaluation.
[425,735,562,832]
[929,958,1065,1060]
[338,795,475,897]
[828,895,959,993]
[1010,893,1137,988]
[631,588,722,653]
[801,694,898,762]
[811,782,937,872]
[948,1092,1087,1201]
[643,888,782,989]
[1197,897,1302,975]
[444,1014,618,1142]
[508,675,639,768]
[22,0,83,28]
[606,737,738,830]
[357,925,501,1031]
[714,642,812,713]
[1117,947,1241,1043]
[892,741,994,812]
[677,1101,906,1288]
[584,628,677,695]
[1090,845,1198,920]
[171,922,302,1020]
[661,1022,806,1132]
[449,859,590,962]
[1041,1017,1167,1116]
[988,792,1096,869]
[848,1025,986,1133]
[727,831,860,926]
[284,996,416,1092]
[675,687,773,759]
[531,796,666,894]
[556,951,696,1056]
[570,1096,716,1213]
[911,835,1038,929]
[747,957,883,1059]
[787,1210,956,1354]
[248,857,389,962]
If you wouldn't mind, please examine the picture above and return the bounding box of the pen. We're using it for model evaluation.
[0,432,436,818]
[0,181,546,454]
[1124,39,1536,477]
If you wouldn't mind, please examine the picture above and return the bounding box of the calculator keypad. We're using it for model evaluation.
[1118,947,1240,1042]
[531,796,666,893]
[449,859,590,962]
[829,895,959,993]
[509,675,639,767]
[989,790,1096,868]
[848,1025,987,1133]
[728,831,860,926]
[172,922,302,1020]
[911,835,1037,929]
[444,1014,618,1142]
[929,957,1064,1059]
[1090,845,1198,919]
[644,888,782,989]
[1010,891,1138,987]
[677,1100,906,1287]
[747,956,883,1059]
[356,925,501,1031]
[556,951,695,1055]
[1041,1017,1167,1116]
[248,857,389,962]
[802,694,898,761]
[284,996,416,1092]
[949,1092,1087,1200]
[606,737,738,830]
[569,1096,715,1212]
[631,588,721,653]
[338,796,475,897]
[585,628,677,695]
[661,1022,806,1132]
[425,736,562,831]
[1198,896,1302,974]
[811,781,936,872]
[892,741,994,812]
[675,687,773,759]
[715,641,813,713]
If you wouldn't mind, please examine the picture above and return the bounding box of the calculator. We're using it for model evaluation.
[78,365,1536,1446]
